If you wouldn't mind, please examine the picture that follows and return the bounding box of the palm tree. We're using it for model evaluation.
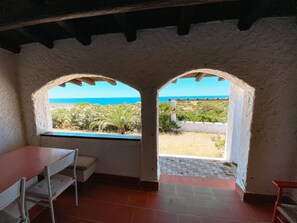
[90,104,138,134]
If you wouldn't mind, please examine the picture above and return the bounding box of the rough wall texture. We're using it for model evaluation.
[225,84,245,164]
[0,50,26,153]
[40,136,141,177]
[17,17,297,194]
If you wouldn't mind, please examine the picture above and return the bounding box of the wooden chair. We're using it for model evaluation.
[272,180,297,223]
[0,177,28,223]
[26,149,78,223]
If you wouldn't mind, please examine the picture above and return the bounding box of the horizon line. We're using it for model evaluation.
[49,95,229,99]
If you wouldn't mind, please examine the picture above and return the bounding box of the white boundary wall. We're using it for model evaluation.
[169,100,227,134]
[175,121,226,134]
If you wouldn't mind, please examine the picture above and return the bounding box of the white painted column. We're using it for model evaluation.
[225,84,244,163]
[236,89,254,191]
[140,89,159,182]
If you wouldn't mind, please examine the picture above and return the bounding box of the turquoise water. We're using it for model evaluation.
[49,96,228,105]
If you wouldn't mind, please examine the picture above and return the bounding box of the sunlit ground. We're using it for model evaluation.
[53,129,225,158]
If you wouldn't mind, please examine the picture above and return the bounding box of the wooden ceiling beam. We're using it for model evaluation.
[177,6,194,36]
[56,21,91,46]
[114,13,137,42]
[195,73,205,82]
[0,37,21,54]
[16,27,54,49]
[237,0,272,31]
[78,78,96,86]
[69,79,82,86]
[0,0,234,32]
[103,79,117,86]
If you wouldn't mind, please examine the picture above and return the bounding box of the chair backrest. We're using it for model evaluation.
[0,178,26,211]
[45,149,78,177]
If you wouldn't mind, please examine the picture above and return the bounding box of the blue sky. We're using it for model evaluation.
[48,77,230,98]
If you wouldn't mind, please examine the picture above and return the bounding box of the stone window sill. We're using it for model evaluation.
[41,131,141,141]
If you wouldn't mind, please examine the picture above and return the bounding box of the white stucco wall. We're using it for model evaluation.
[176,121,226,134]
[16,17,297,195]
[40,136,141,177]
[225,84,245,163]
[0,50,26,153]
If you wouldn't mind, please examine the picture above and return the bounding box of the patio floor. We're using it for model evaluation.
[31,176,274,223]
[159,155,236,179]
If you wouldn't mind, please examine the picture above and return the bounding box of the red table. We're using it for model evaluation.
[0,146,73,193]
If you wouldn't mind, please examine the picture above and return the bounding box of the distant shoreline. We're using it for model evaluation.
[50,96,229,110]
[50,95,229,106]
[50,104,74,109]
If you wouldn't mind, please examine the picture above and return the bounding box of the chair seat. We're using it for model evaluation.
[68,155,96,171]
[0,210,20,223]
[27,174,75,199]
[277,204,297,223]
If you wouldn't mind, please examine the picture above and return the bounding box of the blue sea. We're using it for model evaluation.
[50,96,228,105]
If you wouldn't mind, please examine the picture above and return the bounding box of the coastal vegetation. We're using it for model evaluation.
[51,100,228,158]
[176,100,228,123]
[51,100,228,134]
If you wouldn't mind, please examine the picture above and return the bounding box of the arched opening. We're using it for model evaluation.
[32,73,142,138]
[158,69,255,190]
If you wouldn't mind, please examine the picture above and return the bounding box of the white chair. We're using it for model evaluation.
[26,149,78,223]
[0,177,28,223]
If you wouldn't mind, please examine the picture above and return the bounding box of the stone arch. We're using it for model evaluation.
[31,73,141,138]
[158,68,255,191]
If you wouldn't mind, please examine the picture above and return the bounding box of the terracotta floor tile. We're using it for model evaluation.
[179,176,193,185]
[110,205,134,223]
[82,186,120,203]
[177,214,203,223]
[128,191,149,207]
[176,184,195,198]
[155,211,178,223]
[248,203,274,222]
[146,195,167,209]
[31,177,274,223]
[191,177,206,187]
[159,183,177,196]
[131,207,156,223]
[86,202,115,222]
[159,175,171,183]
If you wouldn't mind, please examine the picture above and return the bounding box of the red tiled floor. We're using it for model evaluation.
[131,208,156,223]
[111,205,134,223]
[155,211,177,223]
[128,191,149,206]
[32,175,274,223]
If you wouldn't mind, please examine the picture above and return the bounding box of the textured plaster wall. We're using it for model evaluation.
[0,50,25,153]
[225,84,245,163]
[17,17,297,194]
[40,136,141,177]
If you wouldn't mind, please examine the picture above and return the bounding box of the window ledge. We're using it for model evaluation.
[41,131,141,141]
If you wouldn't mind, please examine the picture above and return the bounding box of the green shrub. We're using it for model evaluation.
[52,108,71,129]
[176,100,228,122]
[211,135,226,150]
[68,103,102,130]
[51,100,228,133]
[158,102,180,132]
[90,104,141,134]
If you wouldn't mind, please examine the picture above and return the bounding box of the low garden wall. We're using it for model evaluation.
[175,121,227,134]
